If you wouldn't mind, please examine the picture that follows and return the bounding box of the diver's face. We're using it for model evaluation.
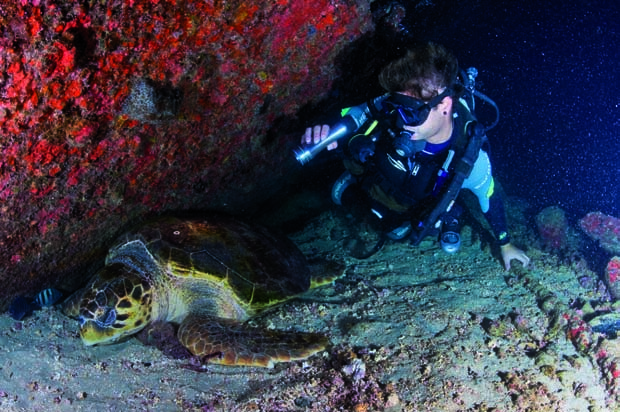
[401,93,453,144]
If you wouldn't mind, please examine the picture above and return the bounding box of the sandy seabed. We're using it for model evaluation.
[0,203,617,411]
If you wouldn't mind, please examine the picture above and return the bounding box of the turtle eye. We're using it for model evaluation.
[95,308,117,327]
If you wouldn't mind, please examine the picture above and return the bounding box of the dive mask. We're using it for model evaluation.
[383,88,453,128]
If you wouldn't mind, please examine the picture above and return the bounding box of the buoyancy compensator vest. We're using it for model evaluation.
[344,90,489,245]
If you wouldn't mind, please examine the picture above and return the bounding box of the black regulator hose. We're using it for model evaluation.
[473,89,500,131]
[460,67,500,132]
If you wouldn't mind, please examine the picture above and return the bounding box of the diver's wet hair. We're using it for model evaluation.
[379,42,458,100]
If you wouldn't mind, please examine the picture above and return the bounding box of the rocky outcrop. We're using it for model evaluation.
[0,0,372,303]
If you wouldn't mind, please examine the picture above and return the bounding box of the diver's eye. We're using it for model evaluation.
[95,308,117,327]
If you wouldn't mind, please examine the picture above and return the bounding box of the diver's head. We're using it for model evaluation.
[378,42,458,152]
[378,42,458,101]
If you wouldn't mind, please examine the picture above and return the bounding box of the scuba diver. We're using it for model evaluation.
[297,42,529,271]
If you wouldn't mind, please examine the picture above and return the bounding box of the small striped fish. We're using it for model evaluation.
[8,288,63,320]
[33,288,63,309]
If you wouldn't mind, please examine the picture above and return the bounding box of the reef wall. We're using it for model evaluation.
[0,0,372,303]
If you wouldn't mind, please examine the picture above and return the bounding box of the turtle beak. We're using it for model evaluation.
[79,318,126,346]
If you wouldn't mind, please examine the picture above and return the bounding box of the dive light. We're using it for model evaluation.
[294,104,369,165]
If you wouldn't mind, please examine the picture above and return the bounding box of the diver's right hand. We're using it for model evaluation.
[500,243,530,271]
[302,125,338,150]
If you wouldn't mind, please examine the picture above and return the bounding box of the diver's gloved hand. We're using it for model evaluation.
[302,125,338,151]
[500,243,530,271]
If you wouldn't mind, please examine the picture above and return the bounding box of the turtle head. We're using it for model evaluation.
[74,263,154,345]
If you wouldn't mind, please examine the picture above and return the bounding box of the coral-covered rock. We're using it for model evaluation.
[0,0,372,304]
[606,257,620,300]
[580,212,620,254]
[535,206,569,251]
[596,339,620,403]
[565,313,593,353]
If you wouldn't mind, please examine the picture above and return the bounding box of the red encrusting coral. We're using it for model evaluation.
[564,313,593,353]
[0,0,372,301]
[607,257,620,284]
[596,341,620,402]
[565,311,620,401]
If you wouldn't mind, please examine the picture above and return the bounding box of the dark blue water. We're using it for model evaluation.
[401,0,620,219]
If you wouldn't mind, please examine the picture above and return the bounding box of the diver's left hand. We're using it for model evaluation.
[500,243,530,271]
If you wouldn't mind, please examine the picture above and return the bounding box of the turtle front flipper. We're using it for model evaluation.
[177,314,328,368]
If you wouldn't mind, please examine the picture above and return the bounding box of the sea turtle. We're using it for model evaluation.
[63,215,335,368]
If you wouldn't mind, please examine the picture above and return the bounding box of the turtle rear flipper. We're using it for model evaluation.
[178,314,328,368]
